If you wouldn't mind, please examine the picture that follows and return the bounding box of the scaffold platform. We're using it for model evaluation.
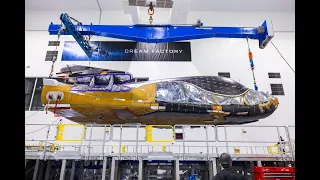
[25,124,295,180]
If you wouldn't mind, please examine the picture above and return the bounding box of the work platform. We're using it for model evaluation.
[25,124,295,179]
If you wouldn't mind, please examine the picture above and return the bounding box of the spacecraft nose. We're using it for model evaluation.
[273,96,279,108]
[244,90,279,109]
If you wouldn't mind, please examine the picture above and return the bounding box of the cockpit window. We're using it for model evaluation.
[113,74,133,84]
[215,95,242,105]
[244,90,269,105]
[71,74,132,92]
[76,76,92,84]
[89,76,95,87]
[95,75,111,85]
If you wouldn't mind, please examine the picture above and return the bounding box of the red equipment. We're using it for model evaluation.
[253,166,295,180]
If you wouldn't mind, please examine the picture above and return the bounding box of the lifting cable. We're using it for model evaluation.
[148,2,154,24]
[246,38,258,91]
[49,22,62,79]
[271,41,295,74]
[46,100,51,114]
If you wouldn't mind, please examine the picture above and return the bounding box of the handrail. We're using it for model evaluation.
[25,124,295,160]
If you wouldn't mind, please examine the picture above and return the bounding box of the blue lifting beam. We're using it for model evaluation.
[49,13,274,59]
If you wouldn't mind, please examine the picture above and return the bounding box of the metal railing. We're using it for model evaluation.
[25,124,295,160]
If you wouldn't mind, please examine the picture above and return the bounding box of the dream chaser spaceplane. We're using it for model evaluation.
[41,65,278,125]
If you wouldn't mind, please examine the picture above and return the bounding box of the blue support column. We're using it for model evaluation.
[58,13,93,58]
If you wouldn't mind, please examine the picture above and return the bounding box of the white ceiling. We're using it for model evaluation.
[189,0,295,12]
[98,0,124,11]
[26,0,295,12]
[26,0,101,10]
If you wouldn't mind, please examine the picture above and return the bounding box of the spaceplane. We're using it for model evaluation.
[41,65,278,125]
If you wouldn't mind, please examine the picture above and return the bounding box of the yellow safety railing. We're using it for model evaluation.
[145,125,174,142]
[269,144,280,154]
[56,124,86,142]
[111,145,127,153]
[110,145,167,153]
[234,148,240,154]
[27,141,61,152]
[151,145,167,152]
[269,144,288,154]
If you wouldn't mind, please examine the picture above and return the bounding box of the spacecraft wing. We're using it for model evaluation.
[57,65,128,77]
[46,104,86,119]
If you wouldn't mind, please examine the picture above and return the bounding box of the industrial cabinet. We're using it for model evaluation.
[253,166,295,180]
